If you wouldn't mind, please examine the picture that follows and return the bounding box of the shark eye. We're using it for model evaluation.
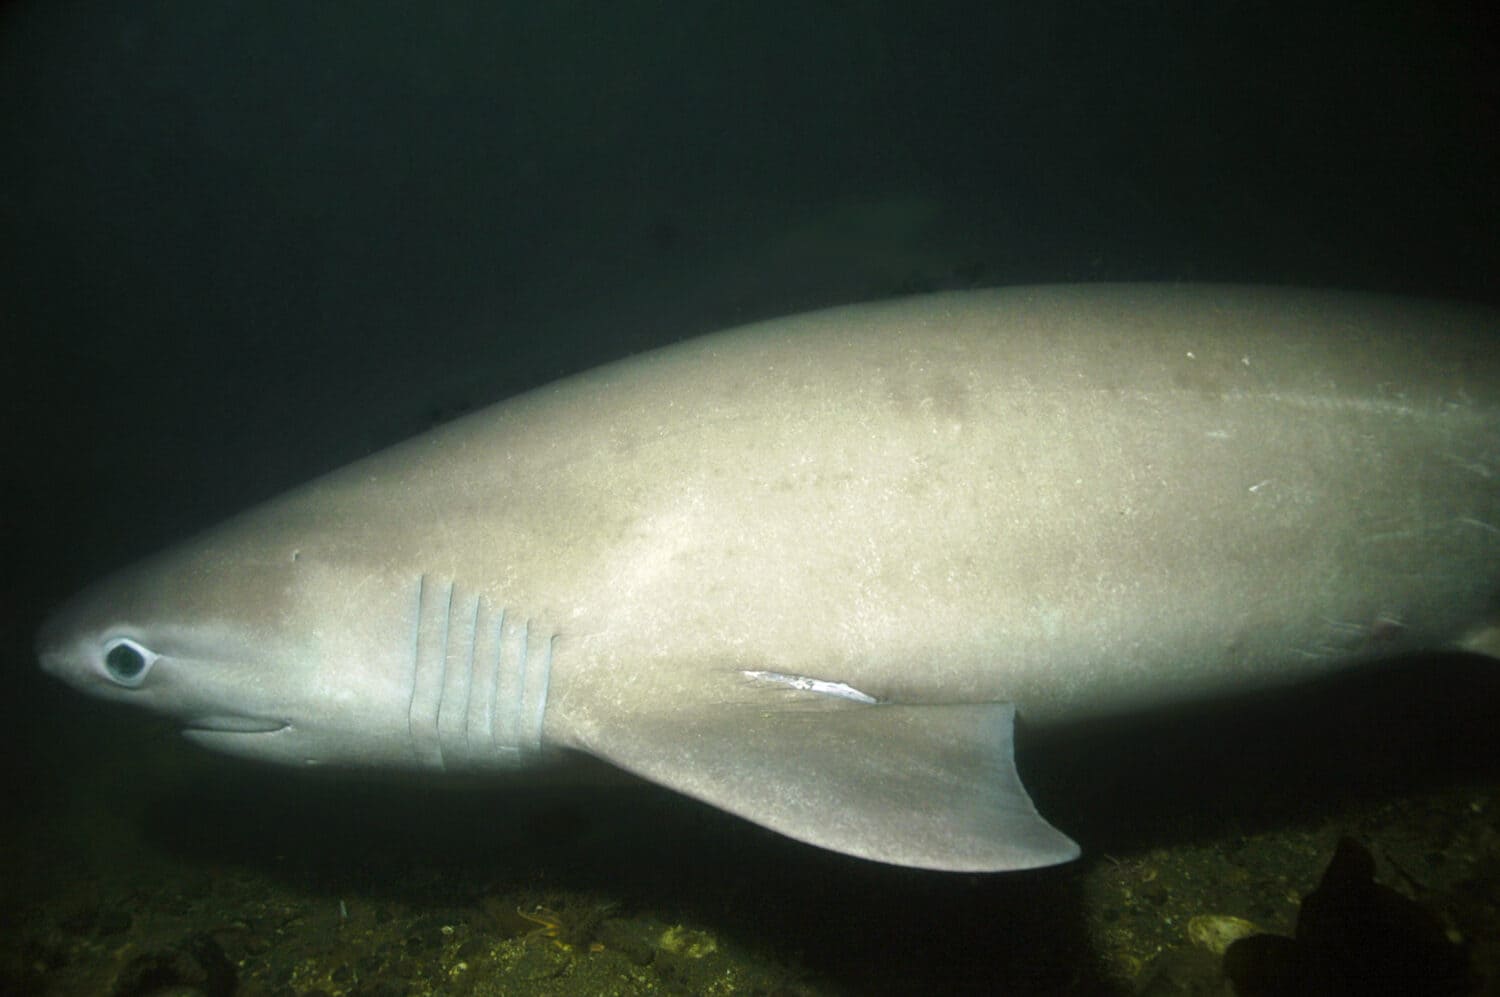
[101,638,158,688]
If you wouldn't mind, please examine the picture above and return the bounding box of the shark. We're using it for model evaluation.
[36,284,1500,871]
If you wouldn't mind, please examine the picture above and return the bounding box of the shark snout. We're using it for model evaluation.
[34,613,74,681]
[37,648,67,679]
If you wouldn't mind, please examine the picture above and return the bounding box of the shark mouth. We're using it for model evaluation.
[182,715,290,735]
[180,717,294,760]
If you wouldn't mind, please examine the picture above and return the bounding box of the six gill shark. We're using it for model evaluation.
[37,284,1500,871]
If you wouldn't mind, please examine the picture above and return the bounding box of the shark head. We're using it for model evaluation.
[36,513,412,767]
[34,490,550,773]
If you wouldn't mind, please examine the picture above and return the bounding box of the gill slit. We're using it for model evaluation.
[406,573,425,747]
[484,607,506,755]
[434,580,454,769]
[531,634,555,740]
[460,595,480,747]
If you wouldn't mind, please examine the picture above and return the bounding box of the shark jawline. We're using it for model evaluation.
[182,715,290,736]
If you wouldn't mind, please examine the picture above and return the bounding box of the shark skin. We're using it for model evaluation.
[36,284,1500,871]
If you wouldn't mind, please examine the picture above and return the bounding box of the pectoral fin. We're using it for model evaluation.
[581,697,1080,872]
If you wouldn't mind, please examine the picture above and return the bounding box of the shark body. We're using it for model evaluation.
[38,285,1500,870]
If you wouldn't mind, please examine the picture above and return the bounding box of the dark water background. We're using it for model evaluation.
[3,3,1498,994]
